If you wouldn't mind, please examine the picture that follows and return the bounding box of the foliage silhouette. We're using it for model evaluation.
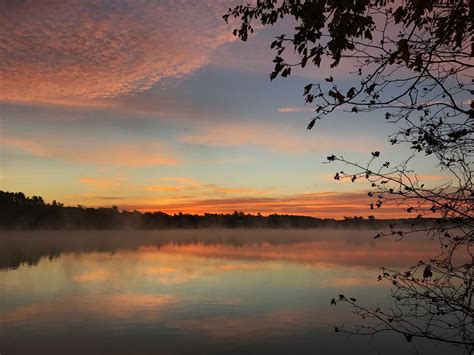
[224,0,473,353]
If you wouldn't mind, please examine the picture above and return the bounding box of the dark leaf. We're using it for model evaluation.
[423,265,433,278]
[346,87,356,98]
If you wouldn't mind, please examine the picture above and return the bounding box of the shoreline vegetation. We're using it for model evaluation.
[1,190,430,230]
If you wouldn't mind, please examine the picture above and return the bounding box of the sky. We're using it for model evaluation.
[0,0,450,218]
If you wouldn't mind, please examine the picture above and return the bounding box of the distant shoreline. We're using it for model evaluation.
[0,190,435,230]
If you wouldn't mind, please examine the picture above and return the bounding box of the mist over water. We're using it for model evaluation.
[0,229,460,354]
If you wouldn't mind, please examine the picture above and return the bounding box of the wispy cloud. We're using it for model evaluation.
[95,196,126,201]
[277,106,313,113]
[119,190,408,218]
[80,177,128,190]
[157,177,201,186]
[2,136,177,167]
[145,177,273,196]
[179,122,380,154]
[0,1,235,105]
[146,185,189,192]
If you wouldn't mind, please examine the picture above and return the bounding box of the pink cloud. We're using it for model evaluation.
[0,1,236,105]
[277,106,314,113]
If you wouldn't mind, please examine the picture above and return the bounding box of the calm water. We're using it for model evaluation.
[0,230,459,354]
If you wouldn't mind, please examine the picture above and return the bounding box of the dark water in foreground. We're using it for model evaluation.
[0,230,460,354]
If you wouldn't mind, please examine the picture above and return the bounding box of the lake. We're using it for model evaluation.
[0,229,459,354]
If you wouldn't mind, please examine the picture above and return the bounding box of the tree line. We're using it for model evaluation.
[0,190,418,230]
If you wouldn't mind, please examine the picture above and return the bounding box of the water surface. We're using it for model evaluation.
[0,229,458,354]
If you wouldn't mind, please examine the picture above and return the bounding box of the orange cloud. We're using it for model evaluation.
[144,178,274,196]
[0,1,235,105]
[211,187,263,194]
[55,178,280,209]
[179,122,380,154]
[145,177,200,192]
[205,184,274,195]
[2,136,176,167]
[120,191,410,219]
[146,185,186,192]
[80,177,127,190]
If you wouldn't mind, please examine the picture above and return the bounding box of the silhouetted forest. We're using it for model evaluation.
[1,191,422,230]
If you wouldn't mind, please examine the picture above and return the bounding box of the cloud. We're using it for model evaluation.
[158,177,201,185]
[2,135,177,166]
[179,122,379,154]
[119,190,409,218]
[144,177,273,196]
[58,176,280,208]
[80,177,127,190]
[277,106,314,113]
[0,0,235,105]
[95,196,125,200]
[206,185,266,194]
[145,177,201,192]
[70,176,277,208]
[146,185,188,192]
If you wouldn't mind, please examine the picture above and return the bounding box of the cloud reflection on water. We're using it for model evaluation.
[0,229,438,271]
[0,230,457,355]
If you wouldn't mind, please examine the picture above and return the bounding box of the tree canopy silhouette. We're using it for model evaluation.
[225,1,473,353]
[0,190,405,230]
